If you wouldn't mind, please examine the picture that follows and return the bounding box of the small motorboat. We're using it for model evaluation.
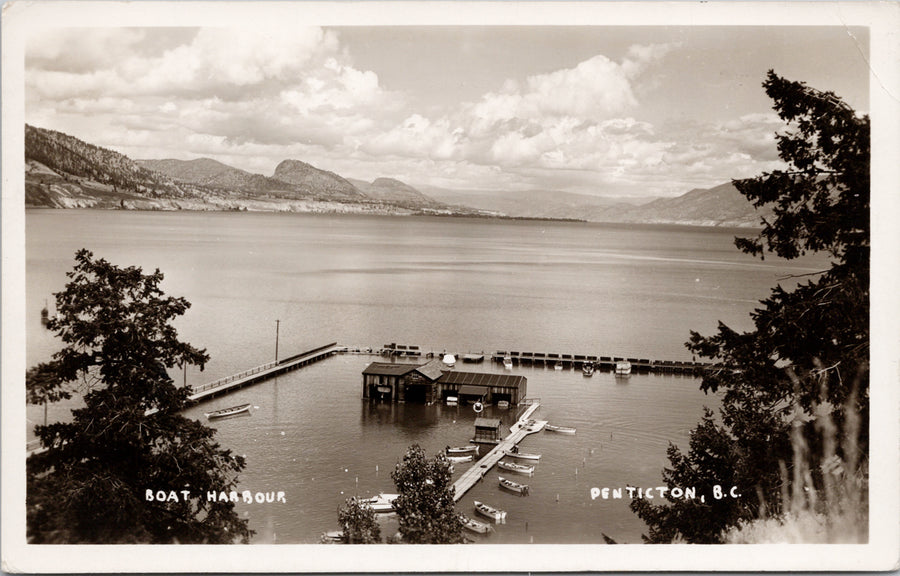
[498,460,535,476]
[496,400,510,409]
[503,355,513,369]
[498,476,530,496]
[545,424,577,435]
[442,354,456,367]
[615,361,632,376]
[358,493,399,513]
[473,500,507,523]
[582,362,595,376]
[205,403,251,419]
[447,445,479,455]
[447,454,474,463]
[459,513,492,534]
[504,450,542,461]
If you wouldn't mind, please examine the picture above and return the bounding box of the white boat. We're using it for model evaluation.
[582,362,595,376]
[359,493,399,513]
[442,354,456,367]
[498,460,535,476]
[504,449,542,461]
[459,513,492,534]
[445,396,458,406]
[473,500,507,523]
[503,356,513,369]
[496,400,510,409]
[205,403,251,419]
[498,476,530,496]
[447,445,479,455]
[554,361,563,370]
[545,424,577,435]
[615,361,632,376]
[447,454,474,463]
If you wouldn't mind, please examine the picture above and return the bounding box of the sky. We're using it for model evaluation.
[25,25,870,199]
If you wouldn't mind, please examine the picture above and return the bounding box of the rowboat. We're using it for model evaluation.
[545,424,577,435]
[496,400,510,409]
[447,454,474,463]
[498,460,535,476]
[473,500,507,523]
[447,445,479,455]
[504,449,542,461]
[205,403,251,419]
[503,355,513,369]
[498,476,530,496]
[459,513,492,534]
[582,362,595,376]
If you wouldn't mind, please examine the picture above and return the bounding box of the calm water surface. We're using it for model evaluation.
[25,210,829,543]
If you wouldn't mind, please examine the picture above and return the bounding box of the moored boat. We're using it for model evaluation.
[498,476,530,496]
[498,460,535,476]
[554,361,563,370]
[473,500,507,523]
[582,362,594,376]
[446,445,479,455]
[615,361,632,376]
[459,513,492,534]
[442,353,456,367]
[496,400,510,409]
[447,454,474,463]
[545,424,576,435]
[446,396,458,406]
[504,449,542,460]
[359,493,399,513]
[205,403,251,419]
[503,355,513,369]
[320,530,346,543]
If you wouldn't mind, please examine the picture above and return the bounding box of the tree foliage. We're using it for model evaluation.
[391,444,464,544]
[27,249,252,543]
[337,497,382,544]
[632,71,869,543]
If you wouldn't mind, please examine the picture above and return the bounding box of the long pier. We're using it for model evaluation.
[451,401,545,502]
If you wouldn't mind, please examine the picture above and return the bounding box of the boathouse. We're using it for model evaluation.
[361,362,527,405]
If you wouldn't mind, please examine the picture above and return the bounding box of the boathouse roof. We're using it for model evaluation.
[457,385,488,396]
[474,417,501,429]
[362,362,421,377]
[414,359,446,381]
[437,371,526,389]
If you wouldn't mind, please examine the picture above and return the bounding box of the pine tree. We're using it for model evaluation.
[632,71,869,543]
[27,249,253,543]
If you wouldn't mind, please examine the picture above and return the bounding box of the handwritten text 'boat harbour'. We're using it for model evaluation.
[145,489,287,504]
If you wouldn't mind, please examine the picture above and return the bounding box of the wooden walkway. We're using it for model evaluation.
[451,402,545,502]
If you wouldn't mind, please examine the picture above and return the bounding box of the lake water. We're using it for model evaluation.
[25,209,830,544]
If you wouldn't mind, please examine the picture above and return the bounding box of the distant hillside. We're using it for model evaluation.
[272,159,365,201]
[349,177,444,209]
[601,181,772,227]
[136,158,288,194]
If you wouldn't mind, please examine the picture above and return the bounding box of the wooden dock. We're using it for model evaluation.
[451,401,545,502]
[491,350,708,375]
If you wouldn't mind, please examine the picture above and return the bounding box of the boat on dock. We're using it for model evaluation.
[582,362,595,376]
[459,513,492,534]
[473,500,507,523]
[442,354,457,367]
[498,460,535,476]
[545,424,576,435]
[205,403,251,419]
[359,493,399,513]
[498,476,530,496]
[447,445,479,455]
[615,361,632,376]
[448,454,474,463]
[504,448,541,460]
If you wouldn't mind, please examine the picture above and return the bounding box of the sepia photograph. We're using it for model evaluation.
[2,1,898,572]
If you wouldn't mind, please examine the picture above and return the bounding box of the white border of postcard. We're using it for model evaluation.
[3,1,899,572]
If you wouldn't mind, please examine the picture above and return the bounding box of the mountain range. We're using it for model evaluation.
[24,124,769,227]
